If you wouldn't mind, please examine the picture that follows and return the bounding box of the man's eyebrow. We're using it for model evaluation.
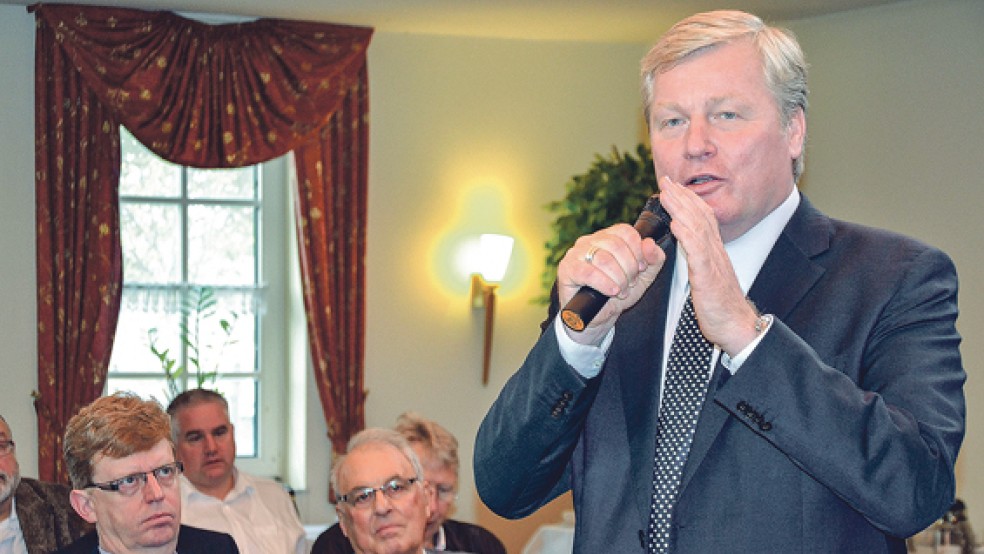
[348,473,405,490]
[652,95,738,112]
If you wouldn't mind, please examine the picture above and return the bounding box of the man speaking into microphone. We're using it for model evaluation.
[474,9,965,554]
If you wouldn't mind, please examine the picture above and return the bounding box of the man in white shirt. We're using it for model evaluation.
[167,389,305,554]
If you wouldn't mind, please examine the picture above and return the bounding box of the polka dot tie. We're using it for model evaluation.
[646,294,714,553]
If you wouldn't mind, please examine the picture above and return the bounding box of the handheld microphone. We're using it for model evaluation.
[560,194,672,332]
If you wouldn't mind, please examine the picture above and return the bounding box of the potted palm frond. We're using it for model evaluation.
[538,143,657,304]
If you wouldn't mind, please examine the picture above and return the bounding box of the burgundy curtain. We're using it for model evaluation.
[293,67,369,455]
[33,3,372,482]
[33,15,124,481]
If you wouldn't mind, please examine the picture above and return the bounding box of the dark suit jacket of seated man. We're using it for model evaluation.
[312,518,506,554]
[55,524,239,554]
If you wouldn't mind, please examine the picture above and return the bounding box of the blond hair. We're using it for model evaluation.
[641,10,809,182]
[395,411,459,475]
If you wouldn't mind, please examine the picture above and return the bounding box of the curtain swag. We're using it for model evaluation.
[32,3,371,484]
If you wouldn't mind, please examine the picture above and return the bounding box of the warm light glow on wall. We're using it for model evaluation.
[425,182,529,301]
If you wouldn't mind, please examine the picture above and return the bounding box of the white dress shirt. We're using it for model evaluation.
[179,470,306,554]
[0,498,28,554]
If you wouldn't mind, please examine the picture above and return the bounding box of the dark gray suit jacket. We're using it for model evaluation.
[55,525,239,554]
[475,197,965,553]
[311,519,506,554]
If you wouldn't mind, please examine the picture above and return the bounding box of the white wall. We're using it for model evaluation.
[787,0,984,534]
[0,4,40,481]
[3,0,983,549]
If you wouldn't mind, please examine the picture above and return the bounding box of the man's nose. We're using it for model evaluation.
[143,473,165,501]
[684,119,715,160]
[372,490,395,513]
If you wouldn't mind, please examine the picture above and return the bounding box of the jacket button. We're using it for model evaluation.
[760,421,773,431]
[550,392,573,418]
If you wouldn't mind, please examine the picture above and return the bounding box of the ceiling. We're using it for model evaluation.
[3,0,909,43]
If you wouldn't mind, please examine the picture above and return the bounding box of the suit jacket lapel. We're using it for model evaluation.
[612,241,676,525]
[15,481,56,554]
[677,197,830,495]
[747,197,831,319]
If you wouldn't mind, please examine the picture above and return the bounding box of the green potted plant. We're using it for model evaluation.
[148,285,239,400]
[538,143,657,304]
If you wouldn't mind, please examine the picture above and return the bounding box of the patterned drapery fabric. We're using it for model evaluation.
[33,3,371,483]
[294,85,369,456]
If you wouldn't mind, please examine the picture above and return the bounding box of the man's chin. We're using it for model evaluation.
[139,521,180,548]
[203,462,231,477]
[374,536,414,554]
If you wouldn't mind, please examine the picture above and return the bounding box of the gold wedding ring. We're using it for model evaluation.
[584,245,601,264]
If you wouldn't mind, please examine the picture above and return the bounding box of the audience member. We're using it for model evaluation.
[318,427,459,554]
[58,391,239,554]
[166,389,305,554]
[0,414,91,553]
[313,414,504,554]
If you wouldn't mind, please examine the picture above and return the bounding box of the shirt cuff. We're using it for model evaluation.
[553,316,614,379]
[720,314,774,374]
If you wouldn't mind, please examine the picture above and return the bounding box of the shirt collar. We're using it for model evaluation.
[0,498,21,542]
[183,467,253,501]
[672,187,800,296]
[433,524,447,550]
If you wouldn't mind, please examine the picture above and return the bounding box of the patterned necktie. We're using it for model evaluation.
[646,294,714,553]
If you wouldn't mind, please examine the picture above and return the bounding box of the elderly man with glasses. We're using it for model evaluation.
[312,414,505,554]
[0,414,91,553]
[56,392,240,554]
[326,428,466,554]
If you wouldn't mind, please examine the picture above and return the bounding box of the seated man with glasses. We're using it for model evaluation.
[1,414,91,552]
[57,392,240,554]
[313,414,505,553]
[320,427,465,554]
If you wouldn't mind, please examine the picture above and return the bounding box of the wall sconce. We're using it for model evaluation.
[471,233,514,385]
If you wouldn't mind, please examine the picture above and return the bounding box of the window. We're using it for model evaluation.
[108,127,295,476]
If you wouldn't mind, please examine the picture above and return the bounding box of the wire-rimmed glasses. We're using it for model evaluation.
[337,477,419,510]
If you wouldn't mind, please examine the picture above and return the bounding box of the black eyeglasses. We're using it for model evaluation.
[337,477,419,509]
[0,440,14,457]
[86,461,184,497]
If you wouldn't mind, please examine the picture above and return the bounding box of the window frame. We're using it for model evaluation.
[108,131,298,479]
